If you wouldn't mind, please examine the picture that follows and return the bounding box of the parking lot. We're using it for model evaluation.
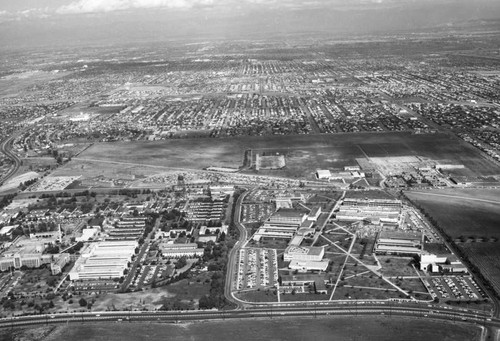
[430,276,487,301]
[129,264,172,289]
[236,248,278,290]
[73,280,119,293]
[241,203,274,223]
[244,190,274,203]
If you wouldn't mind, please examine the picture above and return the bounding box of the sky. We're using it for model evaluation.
[0,0,499,48]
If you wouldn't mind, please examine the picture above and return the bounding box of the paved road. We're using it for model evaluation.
[0,133,22,185]
[224,188,249,309]
[0,303,497,331]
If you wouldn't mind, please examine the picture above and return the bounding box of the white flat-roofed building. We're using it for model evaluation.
[284,246,325,262]
[441,262,468,273]
[0,252,63,271]
[253,208,308,241]
[375,245,422,256]
[0,225,16,237]
[289,235,304,246]
[342,198,402,209]
[68,241,136,280]
[307,207,321,221]
[420,253,467,273]
[252,226,297,241]
[51,253,70,275]
[209,185,234,198]
[289,259,329,272]
[336,198,401,224]
[267,208,307,226]
[336,209,400,223]
[377,238,420,248]
[159,242,204,258]
[76,228,99,242]
[316,169,331,180]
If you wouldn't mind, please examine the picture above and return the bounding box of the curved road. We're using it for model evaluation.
[224,188,249,309]
[0,134,22,185]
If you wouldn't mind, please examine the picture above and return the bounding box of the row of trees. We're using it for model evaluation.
[197,189,244,310]
[403,193,500,300]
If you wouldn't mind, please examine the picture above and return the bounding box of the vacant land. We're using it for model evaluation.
[41,316,480,341]
[75,132,499,180]
[405,189,500,239]
[405,189,500,296]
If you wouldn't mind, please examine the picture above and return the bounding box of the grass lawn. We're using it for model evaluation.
[235,289,278,303]
[378,257,416,277]
[33,316,481,341]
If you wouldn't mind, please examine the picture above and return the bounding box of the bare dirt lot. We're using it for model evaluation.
[73,132,500,180]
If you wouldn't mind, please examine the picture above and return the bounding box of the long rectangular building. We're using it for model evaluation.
[68,241,137,280]
[159,242,204,258]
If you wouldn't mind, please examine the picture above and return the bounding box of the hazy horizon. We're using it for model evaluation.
[1,0,500,49]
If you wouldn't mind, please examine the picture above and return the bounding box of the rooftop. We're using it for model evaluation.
[270,208,307,219]
[285,245,324,256]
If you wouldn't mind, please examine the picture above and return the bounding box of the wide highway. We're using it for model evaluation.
[0,133,22,185]
[0,303,497,330]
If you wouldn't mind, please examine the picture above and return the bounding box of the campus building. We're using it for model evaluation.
[284,246,325,262]
[253,208,309,241]
[159,242,204,258]
[68,241,137,280]
[336,198,402,225]
[284,245,328,272]
[420,253,468,274]
[375,238,422,254]
[0,252,70,272]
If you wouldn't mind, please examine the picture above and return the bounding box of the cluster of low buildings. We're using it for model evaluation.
[336,198,402,225]
[0,231,70,275]
[316,166,365,181]
[184,200,226,223]
[106,217,146,241]
[252,206,320,242]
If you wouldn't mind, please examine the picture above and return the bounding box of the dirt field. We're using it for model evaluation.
[41,316,481,341]
[90,288,175,311]
[405,189,500,297]
[0,171,39,192]
[73,132,500,180]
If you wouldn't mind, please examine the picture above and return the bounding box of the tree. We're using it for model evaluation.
[175,256,187,269]
[79,298,88,307]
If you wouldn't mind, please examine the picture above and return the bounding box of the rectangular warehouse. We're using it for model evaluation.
[69,241,137,280]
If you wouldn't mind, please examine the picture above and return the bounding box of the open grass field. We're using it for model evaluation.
[405,189,500,239]
[405,189,500,297]
[460,243,500,297]
[74,132,500,180]
[39,316,480,341]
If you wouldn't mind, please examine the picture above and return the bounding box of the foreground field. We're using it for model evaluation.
[405,189,500,239]
[405,189,500,296]
[73,132,499,180]
[39,316,479,341]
